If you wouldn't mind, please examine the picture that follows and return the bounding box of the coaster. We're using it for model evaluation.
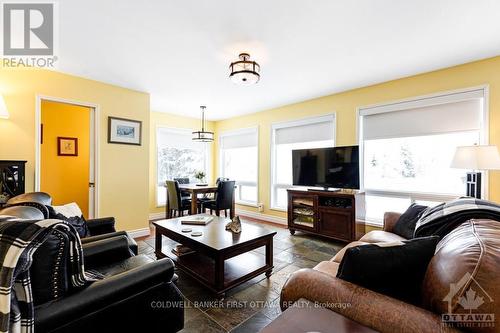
[181,228,192,233]
[191,231,203,237]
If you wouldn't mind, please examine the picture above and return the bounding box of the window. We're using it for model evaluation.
[219,127,258,205]
[360,89,485,224]
[271,115,335,210]
[156,127,210,206]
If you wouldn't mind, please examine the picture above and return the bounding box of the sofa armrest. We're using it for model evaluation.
[35,258,176,331]
[280,268,458,333]
[4,202,49,218]
[383,212,401,232]
[86,217,116,235]
[83,236,133,267]
[81,231,138,255]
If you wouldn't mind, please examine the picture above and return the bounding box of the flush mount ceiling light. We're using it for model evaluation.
[192,106,214,142]
[229,53,260,85]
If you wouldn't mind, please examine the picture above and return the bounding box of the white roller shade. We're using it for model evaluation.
[362,98,482,140]
[275,117,334,145]
[220,129,258,149]
[157,128,202,150]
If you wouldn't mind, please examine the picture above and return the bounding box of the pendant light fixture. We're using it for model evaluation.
[229,53,260,85]
[192,106,214,142]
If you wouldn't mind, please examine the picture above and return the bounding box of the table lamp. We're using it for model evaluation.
[450,145,500,198]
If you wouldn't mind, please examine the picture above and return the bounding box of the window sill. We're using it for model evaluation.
[361,219,384,227]
[236,201,259,208]
[270,206,286,212]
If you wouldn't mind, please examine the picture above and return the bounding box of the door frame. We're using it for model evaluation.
[35,95,100,218]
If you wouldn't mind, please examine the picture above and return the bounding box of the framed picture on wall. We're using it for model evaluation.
[57,137,78,156]
[108,116,142,145]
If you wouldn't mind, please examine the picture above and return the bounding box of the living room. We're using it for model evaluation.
[0,1,499,332]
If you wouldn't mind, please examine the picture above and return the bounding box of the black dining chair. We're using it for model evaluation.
[173,177,191,199]
[197,177,230,212]
[201,180,235,217]
[173,177,190,184]
[166,180,192,217]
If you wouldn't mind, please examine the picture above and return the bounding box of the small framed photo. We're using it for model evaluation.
[108,116,142,145]
[57,137,78,156]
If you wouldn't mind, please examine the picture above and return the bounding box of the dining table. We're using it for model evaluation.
[168,183,235,219]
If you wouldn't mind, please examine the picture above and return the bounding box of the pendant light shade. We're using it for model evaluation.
[192,106,214,142]
[229,53,260,85]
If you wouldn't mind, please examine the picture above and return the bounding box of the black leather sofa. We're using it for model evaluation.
[29,228,184,332]
[5,192,138,254]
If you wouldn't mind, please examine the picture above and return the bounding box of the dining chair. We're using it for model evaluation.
[173,177,190,184]
[216,177,229,184]
[173,177,191,200]
[198,177,230,212]
[166,180,192,217]
[201,180,235,217]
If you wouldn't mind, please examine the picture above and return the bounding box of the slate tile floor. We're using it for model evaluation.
[138,219,344,333]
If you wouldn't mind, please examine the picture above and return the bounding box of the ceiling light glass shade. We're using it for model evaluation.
[192,106,214,142]
[450,145,500,170]
[229,53,260,85]
[0,95,9,119]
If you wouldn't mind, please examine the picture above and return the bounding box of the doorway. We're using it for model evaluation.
[35,97,99,219]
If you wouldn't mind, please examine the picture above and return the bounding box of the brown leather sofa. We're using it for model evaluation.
[280,212,499,333]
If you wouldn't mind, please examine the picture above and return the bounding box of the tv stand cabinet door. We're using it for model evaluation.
[318,208,353,241]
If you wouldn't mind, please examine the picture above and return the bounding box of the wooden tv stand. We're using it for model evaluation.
[287,189,366,242]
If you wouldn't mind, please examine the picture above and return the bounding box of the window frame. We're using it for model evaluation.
[357,85,489,225]
[218,126,259,206]
[270,114,336,211]
[155,126,211,207]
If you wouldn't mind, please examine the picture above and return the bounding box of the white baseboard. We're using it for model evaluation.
[236,209,287,225]
[149,212,165,221]
[127,227,150,239]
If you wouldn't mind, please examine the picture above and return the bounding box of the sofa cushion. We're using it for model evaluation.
[47,203,89,237]
[314,261,340,277]
[337,236,439,304]
[331,241,369,263]
[392,204,428,239]
[421,219,499,333]
[359,230,407,243]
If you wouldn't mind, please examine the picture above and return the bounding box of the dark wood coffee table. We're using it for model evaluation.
[153,214,276,297]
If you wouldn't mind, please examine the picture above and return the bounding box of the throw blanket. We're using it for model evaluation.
[414,198,500,238]
[0,217,88,333]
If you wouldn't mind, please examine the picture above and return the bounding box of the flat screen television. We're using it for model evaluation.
[292,146,360,190]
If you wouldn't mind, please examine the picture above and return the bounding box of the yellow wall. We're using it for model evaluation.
[149,111,215,215]
[40,101,91,217]
[3,56,499,229]
[0,68,150,232]
[214,56,500,219]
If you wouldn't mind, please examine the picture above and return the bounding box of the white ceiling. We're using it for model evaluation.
[58,0,500,120]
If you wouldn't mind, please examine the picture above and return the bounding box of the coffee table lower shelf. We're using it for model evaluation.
[156,244,273,297]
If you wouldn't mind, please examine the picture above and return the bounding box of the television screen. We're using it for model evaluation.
[292,146,359,189]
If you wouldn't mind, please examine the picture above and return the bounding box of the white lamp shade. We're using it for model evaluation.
[0,95,9,119]
[450,145,500,170]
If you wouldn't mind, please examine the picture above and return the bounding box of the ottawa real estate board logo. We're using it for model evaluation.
[1,2,58,68]
[442,272,495,329]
